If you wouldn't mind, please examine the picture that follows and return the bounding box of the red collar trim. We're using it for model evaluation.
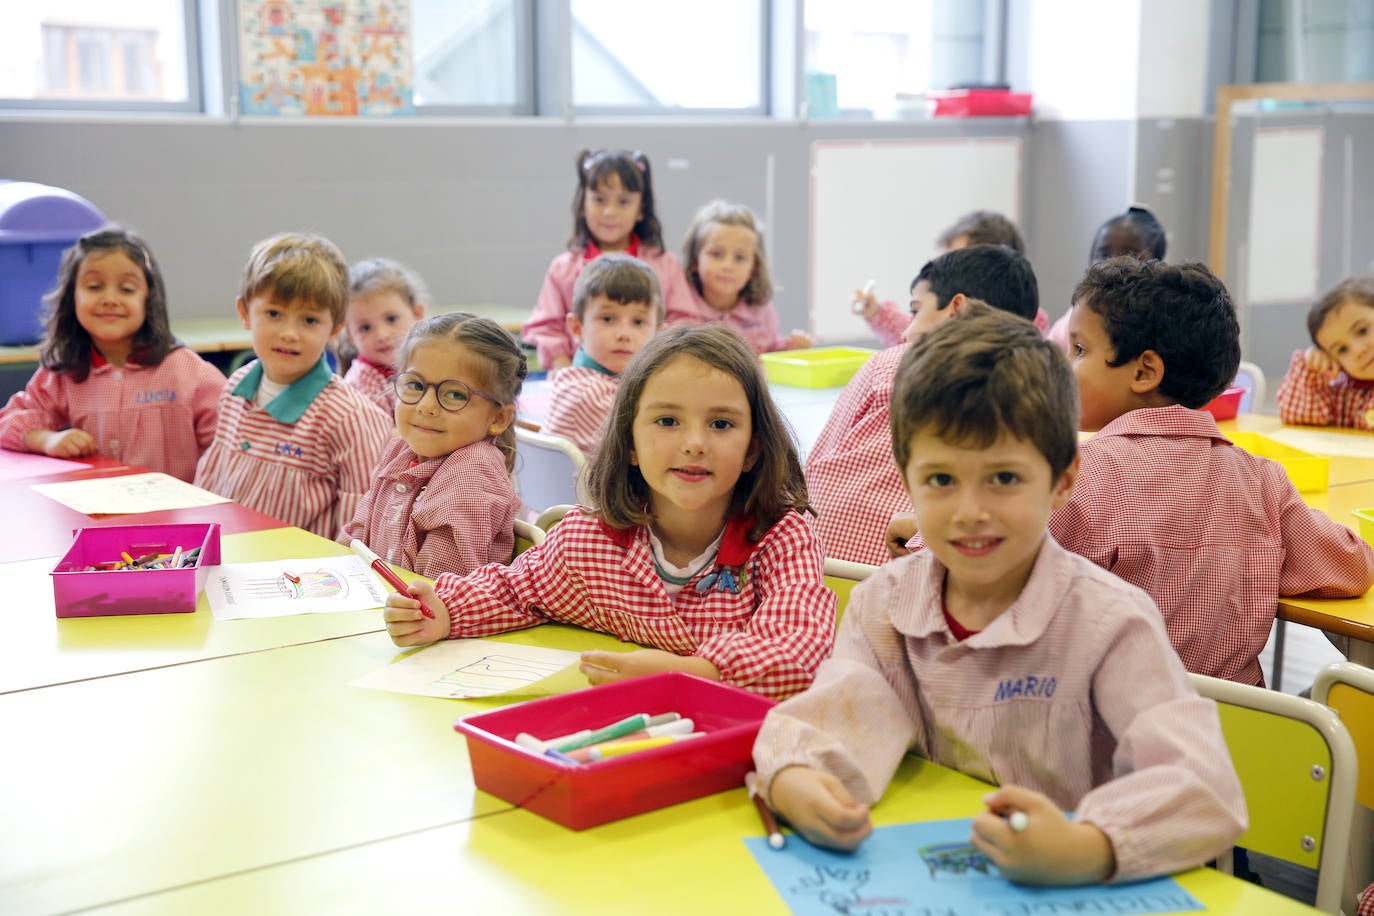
[941,591,981,641]
[584,235,641,261]
[600,513,758,563]
[357,355,397,378]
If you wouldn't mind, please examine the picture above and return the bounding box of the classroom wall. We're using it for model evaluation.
[0,114,1174,344]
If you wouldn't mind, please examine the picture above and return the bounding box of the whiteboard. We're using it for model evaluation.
[809,138,1022,342]
[1246,127,1324,304]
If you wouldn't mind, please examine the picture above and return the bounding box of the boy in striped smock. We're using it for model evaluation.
[755,305,1245,885]
[195,233,391,538]
[542,252,662,457]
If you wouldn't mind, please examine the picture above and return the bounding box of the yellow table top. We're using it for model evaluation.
[0,527,389,694]
[79,755,1320,915]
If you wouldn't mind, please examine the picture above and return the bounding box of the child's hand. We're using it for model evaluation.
[784,331,813,350]
[972,786,1115,886]
[382,579,450,647]
[852,284,880,319]
[769,765,872,851]
[1303,345,1340,383]
[31,428,96,459]
[886,511,919,558]
[579,649,721,685]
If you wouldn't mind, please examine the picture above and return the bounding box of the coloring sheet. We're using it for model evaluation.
[744,818,1202,916]
[350,639,584,699]
[206,555,387,620]
[32,472,231,514]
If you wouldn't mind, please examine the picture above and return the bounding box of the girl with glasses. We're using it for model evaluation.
[340,312,526,578]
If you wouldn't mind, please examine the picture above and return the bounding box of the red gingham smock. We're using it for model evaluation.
[342,356,397,416]
[431,507,837,699]
[195,358,391,538]
[1277,349,1374,430]
[804,345,909,566]
[666,286,789,355]
[542,365,618,457]
[753,537,1247,883]
[341,436,518,579]
[1051,405,1374,685]
[0,346,224,482]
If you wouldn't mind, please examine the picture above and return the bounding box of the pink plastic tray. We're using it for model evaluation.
[455,671,776,830]
[51,522,221,618]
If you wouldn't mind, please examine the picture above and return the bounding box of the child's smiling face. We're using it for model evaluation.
[1315,299,1374,381]
[237,291,340,386]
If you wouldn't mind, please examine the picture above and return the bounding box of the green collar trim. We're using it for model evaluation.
[231,356,333,423]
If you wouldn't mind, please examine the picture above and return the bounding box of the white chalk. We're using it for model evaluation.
[1009,811,1028,833]
[851,278,877,314]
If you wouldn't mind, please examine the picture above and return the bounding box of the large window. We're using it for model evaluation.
[802,0,997,119]
[411,0,526,111]
[1255,0,1374,83]
[0,0,195,108]
[569,0,765,113]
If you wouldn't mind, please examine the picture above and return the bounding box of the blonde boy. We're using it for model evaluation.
[195,233,390,538]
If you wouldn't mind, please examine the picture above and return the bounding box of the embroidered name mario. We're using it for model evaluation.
[994,675,1057,702]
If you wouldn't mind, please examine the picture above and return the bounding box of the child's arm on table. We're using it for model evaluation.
[1277,348,1341,426]
[0,369,91,457]
[1276,467,1374,596]
[972,785,1114,885]
[580,649,720,684]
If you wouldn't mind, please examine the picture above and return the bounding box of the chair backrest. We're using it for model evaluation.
[1234,360,1267,414]
[514,428,588,517]
[1313,661,1374,916]
[534,504,577,533]
[823,556,876,624]
[1190,672,1357,914]
[512,518,546,561]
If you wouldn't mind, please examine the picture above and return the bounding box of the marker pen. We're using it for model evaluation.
[350,538,435,620]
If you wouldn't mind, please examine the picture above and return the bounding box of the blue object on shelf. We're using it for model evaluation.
[0,181,107,346]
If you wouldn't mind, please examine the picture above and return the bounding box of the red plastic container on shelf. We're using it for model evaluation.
[1202,386,1244,421]
[50,522,221,618]
[455,671,776,830]
[928,89,1033,117]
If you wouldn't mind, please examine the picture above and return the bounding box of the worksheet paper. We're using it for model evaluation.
[744,818,1202,916]
[1265,426,1374,459]
[206,555,387,620]
[350,639,584,699]
[32,472,230,514]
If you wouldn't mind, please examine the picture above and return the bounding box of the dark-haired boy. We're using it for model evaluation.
[808,245,1040,566]
[893,258,1374,686]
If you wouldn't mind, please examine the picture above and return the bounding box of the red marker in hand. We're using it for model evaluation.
[350,538,435,619]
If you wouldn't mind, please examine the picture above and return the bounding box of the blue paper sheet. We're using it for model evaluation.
[744,818,1203,915]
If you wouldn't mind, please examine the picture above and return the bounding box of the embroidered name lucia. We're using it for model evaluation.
[134,389,177,404]
[993,675,1058,702]
[273,441,305,458]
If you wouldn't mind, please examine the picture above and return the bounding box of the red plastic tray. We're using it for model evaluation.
[929,89,1032,117]
[455,671,776,830]
[1202,386,1244,421]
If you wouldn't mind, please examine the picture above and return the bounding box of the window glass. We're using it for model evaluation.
[1256,0,1374,83]
[0,0,190,104]
[570,0,764,110]
[803,0,989,119]
[411,0,521,108]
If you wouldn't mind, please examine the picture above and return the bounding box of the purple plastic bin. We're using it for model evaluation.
[454,671,776,830]
[51,523,221,618]
[0,181,107,346]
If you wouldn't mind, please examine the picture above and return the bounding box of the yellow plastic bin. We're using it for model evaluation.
[761,347,875,388]
[1225,431,1330,493]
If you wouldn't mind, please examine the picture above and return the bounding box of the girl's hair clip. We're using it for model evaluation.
[631,150,648,172]
[138,246,153,273]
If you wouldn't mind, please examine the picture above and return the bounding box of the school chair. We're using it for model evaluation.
[534,504,576,533]
[512,518,546,561]
[1313,661,1374,916]
[1190,672,1357,914]
[1234,360,1267,414]
[513,427,588,518]
[823,556,875,624]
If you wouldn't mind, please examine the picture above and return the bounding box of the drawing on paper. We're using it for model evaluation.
[238,0,413,117]
[431,654,573,694]
[242,569,348,600]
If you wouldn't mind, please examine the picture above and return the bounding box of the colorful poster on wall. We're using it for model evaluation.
[238,0,413,116]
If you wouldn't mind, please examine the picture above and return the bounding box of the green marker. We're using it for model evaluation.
[552,713,649,753]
